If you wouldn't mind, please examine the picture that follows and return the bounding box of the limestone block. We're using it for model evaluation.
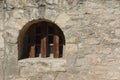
[65,53,76,67]
[85,1,103,9]
[28,73,55,80]
[115,29,120,37]
[75,54,101,67]
[5,0,18,8]
[103,36,120,44]
[5,55,19,80]
[56,73,74,80]
[0,0,3,7]
[85,4,104,15]
[41,73,55,80]
[98,47,111,54]
[0,52,4,80]
[55,12,70,28]
[0,11,3,30]
[106,71,120,80]
[89,65,119,80]
[84,38,100,45]
[109,20,120,28]
[78,43,83,49]
[64,0,84,10]
[15,78,27,80]
[29,76,41,80]
[64,28,79,43]
[19,58,66,77]
[114,47,120,54]
[66,20,80,28]
[0,51,4,60]
[29,8,40,19]
[0,20,3,30]
[45,9,58,22]
[66,37,78,43]
[5,10,29,30]
[105,47,120,60]
[5,17,24,30]
[99,14,119,22]
[3,29,19,43]
[16,18,29,29]
[0,64,3,80]
[0,32,4,49]
[50,59,66,71]
[38,5,46,18]
[46,0,58,4]
[65,44,78,54]
[12,9,24,19]
[4,45,18,80]
[0,11,3,20]
[5,0,41,8]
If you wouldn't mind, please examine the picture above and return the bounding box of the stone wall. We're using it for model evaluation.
[0,0,120,80]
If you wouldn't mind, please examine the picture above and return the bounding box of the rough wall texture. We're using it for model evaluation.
[0,0,120,80]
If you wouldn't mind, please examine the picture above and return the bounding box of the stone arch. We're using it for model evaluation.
[18,19,65,60]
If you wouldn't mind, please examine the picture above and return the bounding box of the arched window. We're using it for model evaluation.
[18,20,65,60]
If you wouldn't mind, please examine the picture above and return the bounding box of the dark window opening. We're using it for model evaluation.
[20,21,65,59]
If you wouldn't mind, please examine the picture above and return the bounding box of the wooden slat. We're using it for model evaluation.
[29,26,36,58]
[41,23,47,58]
[53,30,59,58]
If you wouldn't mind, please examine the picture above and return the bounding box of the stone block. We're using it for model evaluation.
[0,20,3,30]
[45,9,58,22]
[38,5,46,18]
[0,11,3,30]
[12,9,24,19]
[84,38,100,45]
[56,73,74,80]
[3,29,19,44]
[19,58,66,77]
[64,28,79,43]
[103,36,120,45]
[106,71,120,80]
[15,78,27,80]
[66,20,80,28]
[29,8,40,19]
[115,29,120,37]
[0,32,4,49]
[109,20,120,28]
[41,73,55,80]
[5,0,43,8]
[55,12,70,28]
[0,61,3,80]
[46,0,58,4]
[114,47,120,54]
[0,0,3,9]
[4,10,29,30]
[4,44,19,80]
[5,0,18,8]
[75,53,102,67]
[65,44,78,54]
[5,56,19,80]
[0,51,4,59]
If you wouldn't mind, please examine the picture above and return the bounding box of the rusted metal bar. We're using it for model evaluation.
[29,26,36,58]
[53,29,59,58]
[41,23,47,58]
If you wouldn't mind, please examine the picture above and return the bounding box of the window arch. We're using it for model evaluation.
[18,19,65,60]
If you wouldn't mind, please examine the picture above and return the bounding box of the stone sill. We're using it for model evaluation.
[18,58,66,73]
